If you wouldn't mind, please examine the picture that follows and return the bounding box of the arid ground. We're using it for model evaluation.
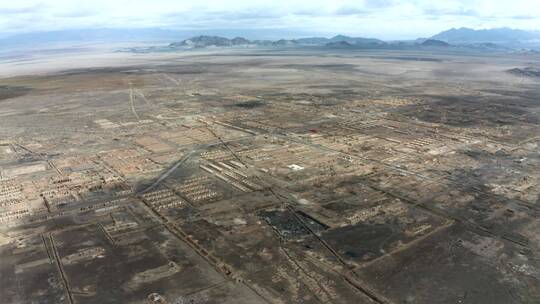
[0,47,539,303]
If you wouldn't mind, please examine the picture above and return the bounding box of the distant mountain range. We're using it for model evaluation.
[166,35,387,49]
[157,33,538,54]
[149,27,539,54]
[1,27,539,52]
[430,27,540,43]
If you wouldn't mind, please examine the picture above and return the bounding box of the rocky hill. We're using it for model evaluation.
[330,35,386,45]
[325,41,353,48]
[421,39,450,47]
[170,35,253,48]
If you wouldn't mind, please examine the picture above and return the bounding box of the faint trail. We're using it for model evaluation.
[138,136,249,195]
[135,89,153,106]
[128,82,140,121]
[138,150,195,194]
[162,73,180,86]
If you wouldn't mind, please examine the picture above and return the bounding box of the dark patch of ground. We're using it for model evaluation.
[0,85,31,101]
[507,67,540,78]
[234,100,265,109]
[393,94,535,127]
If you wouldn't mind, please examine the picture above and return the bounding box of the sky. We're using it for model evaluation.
[0,0,539,39]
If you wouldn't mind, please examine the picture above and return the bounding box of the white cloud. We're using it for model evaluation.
[0,0,539,39]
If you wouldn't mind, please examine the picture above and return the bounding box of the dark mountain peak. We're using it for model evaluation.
[179,35,233,47]
[271,39,298,46]
[251,39,273,46]
[421,39,450,47]
[231,37,251,45]
[330,35,386,45]
[331,35,352,41]
[325,41,353,48]
[171,35,253,48]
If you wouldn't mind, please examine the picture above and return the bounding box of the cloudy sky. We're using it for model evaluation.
[1,0,539,39]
